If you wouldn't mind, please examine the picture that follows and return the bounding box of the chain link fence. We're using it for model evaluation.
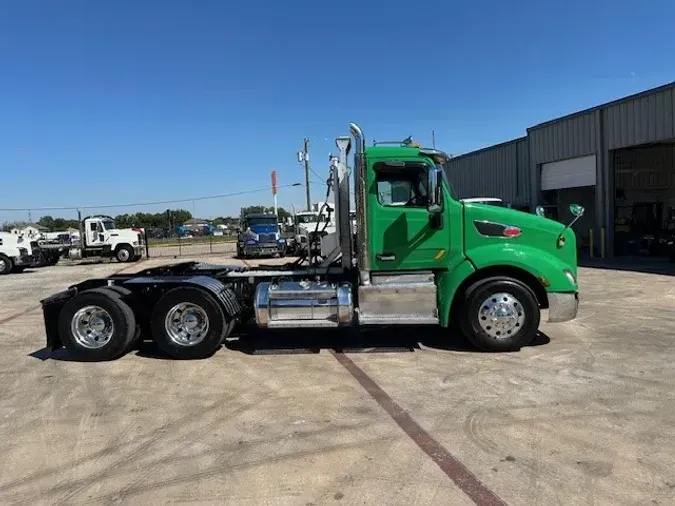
[145,228,237,258]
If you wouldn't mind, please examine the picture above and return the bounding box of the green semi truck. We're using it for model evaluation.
[40,122,580,360]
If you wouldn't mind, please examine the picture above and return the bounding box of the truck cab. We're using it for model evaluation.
[236,213,286,258]
[293,207,336,255]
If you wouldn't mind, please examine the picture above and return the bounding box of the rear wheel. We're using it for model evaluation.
[57,288,137,360]
[115,245,134,263]
[0,254,13,275]
[151,287,232,359]
[459,278,540,352]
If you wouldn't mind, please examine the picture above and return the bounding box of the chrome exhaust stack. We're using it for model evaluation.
[349,123,370,285]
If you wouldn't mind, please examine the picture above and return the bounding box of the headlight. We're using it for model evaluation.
[132,241,139,246]
[564,269,576,285]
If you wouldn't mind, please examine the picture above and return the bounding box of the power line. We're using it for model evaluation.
[0,182,308,212]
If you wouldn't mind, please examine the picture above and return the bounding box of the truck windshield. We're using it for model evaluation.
[101,219,115,230]
[247,217,277,226]
[297,214,326,224]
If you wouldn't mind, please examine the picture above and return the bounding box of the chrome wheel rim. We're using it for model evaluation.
[118,249,130,261]
[71,305,115,349]
[164,302,209,346]
[0,259,6,271]
[478,292,525,339]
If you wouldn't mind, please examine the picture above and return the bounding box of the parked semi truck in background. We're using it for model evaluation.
[40,122,581,360]
[0,232,63,274]
[236,212,286,258]
[0,232,32,274]
[289,203,336,256]
[63,214,145,263]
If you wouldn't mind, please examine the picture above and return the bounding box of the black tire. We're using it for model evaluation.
[459,277,540,352]
[57,288,137,360]
[150,287,232,359]
[0,254,13,275]
[115,244,134,263]
[101,285,143,343]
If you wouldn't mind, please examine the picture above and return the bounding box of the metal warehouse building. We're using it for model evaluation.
[446,81,675,260]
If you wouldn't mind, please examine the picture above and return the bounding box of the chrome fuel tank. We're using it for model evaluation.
[254,281,353,328]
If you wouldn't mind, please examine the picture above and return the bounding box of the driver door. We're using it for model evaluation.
[369,161,450,271]
[88,221,104,246]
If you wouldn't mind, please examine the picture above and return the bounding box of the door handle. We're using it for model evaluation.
[376,253,396,261]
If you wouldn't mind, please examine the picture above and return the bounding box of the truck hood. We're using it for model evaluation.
[463,203,578,285]
[298,224,336,235]
[109,229,140,240]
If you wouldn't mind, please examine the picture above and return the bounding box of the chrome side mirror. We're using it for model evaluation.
[427,167,442,215]
[535,205,546,217]
[569,204,585,217]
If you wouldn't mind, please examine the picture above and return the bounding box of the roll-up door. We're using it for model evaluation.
[541,155,596,190]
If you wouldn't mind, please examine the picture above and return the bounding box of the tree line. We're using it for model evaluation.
[2,206,291,233]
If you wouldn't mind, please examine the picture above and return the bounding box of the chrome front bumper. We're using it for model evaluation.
[547,292,579,323]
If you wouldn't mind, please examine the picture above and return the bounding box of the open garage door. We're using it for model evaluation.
[541,155,596,190]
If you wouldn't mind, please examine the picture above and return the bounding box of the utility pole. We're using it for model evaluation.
[297,138,311,211]
[271,170,278,217]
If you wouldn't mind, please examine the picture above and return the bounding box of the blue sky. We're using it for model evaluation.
[1,0,674,224]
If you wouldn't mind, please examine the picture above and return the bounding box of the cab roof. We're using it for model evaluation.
[365,145,451,163]
[244,213,276,219]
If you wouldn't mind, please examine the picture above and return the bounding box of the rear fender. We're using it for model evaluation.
[40,288,76,351]
[121,275,243,318]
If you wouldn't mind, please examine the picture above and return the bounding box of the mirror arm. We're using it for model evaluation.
[558,214,583,240]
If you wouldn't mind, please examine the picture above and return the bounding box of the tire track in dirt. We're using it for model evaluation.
[51,398,265,506]
[0,393,235,500]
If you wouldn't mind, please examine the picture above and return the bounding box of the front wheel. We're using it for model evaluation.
[459,278,540,352]
[0,254,13,275]
[115,245,135,263]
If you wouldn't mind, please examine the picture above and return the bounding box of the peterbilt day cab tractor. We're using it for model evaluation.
[66,214,145,263]
[40,123,581,360]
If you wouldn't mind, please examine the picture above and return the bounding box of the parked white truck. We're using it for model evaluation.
[290,202,336,255]
[0,232,32,274]
[65,214,145,263]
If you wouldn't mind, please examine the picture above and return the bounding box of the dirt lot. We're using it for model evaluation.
[0,256,674,506]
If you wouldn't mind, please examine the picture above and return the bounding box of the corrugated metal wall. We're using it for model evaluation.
[446,82,675,216]
[604,86,675,149]
[445,137,530,206]
[528,111,598,164]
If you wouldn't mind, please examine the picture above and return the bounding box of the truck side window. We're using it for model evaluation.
[374,166,428,208]
[89,223,97,232]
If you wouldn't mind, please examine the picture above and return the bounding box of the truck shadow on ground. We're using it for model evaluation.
[29,326,550,362]
[134,325,551,359]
